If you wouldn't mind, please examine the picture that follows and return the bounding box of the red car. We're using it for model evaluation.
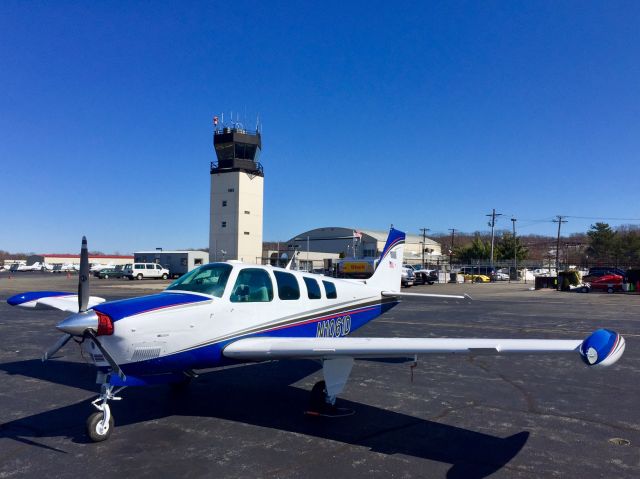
[588,274,624,293]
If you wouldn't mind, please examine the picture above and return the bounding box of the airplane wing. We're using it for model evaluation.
[224,331,625,368]
[7,291,106,312]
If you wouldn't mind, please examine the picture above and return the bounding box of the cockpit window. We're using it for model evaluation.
[230,268,274,303]
[166,263,232,297]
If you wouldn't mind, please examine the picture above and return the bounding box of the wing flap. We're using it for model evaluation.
[223,337,582,360]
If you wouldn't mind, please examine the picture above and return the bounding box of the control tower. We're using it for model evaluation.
[209,124,264,263]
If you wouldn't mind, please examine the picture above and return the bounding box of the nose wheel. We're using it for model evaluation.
[87,384,124,442]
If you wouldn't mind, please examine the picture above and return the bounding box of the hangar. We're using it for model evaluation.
[284,227,442,263]
[26,253,133,267]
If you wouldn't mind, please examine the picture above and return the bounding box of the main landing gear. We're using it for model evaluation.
[304,357,355,418]
[86,384,124,442]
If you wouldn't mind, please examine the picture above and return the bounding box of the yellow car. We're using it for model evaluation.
[464,274,491,283]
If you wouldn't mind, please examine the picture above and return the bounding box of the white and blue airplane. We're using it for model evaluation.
[7,229,626,442]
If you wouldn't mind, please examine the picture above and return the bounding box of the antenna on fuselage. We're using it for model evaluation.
[285,250,300,270]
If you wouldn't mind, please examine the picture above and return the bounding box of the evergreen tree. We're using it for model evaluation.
[586,223,617,262]
[496,233,528,261]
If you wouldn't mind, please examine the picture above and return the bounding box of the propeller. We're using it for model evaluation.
[42,236,126,381]
[42,333,72,361]
[84,329,126,381]
[78,236,89,313]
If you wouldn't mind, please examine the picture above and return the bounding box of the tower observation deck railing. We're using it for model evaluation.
[214,127,259,136]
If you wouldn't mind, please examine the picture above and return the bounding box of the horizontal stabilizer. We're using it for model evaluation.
[382,291,472,302]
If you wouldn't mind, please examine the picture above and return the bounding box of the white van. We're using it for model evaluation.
[124,263,170,280]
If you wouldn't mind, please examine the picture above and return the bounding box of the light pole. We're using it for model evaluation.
[448,228,456,269]
[511,217,517,281]
[419,228,430,268]
[486,209,502,268]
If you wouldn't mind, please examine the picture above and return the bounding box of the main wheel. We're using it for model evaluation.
[104,274,109,279]
[474,276,483,283]
[86,411,114,442]
[137,273,143,280]
[307,380,328,414]
[161,273,168,280]
[607,287,614,294]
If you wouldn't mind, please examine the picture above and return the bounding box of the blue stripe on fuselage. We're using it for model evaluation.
[7,291,72,306]
[114,299,399,379]
[93,292,210,321]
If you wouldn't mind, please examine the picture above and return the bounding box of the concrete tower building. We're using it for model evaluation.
[209,125,264,263]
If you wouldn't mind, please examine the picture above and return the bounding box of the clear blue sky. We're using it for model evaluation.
[1,1,639,253]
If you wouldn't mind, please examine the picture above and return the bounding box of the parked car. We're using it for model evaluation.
[96,268,125,279]
[403,264,437,285]
[124,263,170,280]
[464,274,491,283]
[401,266,415,288]
[492,271,510,281]
[587,274,624,293]
[583,267,627,283]
[459,266,496,277]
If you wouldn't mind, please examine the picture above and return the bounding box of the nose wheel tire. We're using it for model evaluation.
[87,411,114,442]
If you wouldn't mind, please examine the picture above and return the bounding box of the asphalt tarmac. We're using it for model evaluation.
[0,273,638,478]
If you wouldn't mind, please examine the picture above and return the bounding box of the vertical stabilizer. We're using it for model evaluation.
[367,228,405,292]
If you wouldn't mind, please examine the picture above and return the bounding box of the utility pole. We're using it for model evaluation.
[553,215,567,272]
[448,228,456,267]
[419,228,430,267]
[511,217,517,280]
[486,209,502,268]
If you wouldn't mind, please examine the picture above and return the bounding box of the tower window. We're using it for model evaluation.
[222,221,227,228]
[222,201,227,207]
[228,188,235,192]
[244,232,250,235]
[244,210,250,214]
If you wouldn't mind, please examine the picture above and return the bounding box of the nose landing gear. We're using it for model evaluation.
[87,384,124,442]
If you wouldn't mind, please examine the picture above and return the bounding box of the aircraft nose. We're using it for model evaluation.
[56,311,98,336]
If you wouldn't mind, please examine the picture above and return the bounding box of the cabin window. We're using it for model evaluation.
[322,280,337,299]
[274,271,300,300]
[230,268,274,303]
[304,277,321,299]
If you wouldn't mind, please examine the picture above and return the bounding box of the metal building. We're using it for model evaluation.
[133,250,209,278]
[285,227,442,263]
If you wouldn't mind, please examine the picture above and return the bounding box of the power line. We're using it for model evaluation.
[564,215,640,222]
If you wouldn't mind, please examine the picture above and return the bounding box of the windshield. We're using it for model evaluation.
[166,263,233,297]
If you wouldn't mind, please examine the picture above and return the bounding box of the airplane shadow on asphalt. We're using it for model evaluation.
[0,358,528,479]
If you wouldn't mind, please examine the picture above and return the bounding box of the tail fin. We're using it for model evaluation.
[367,228,405,292]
